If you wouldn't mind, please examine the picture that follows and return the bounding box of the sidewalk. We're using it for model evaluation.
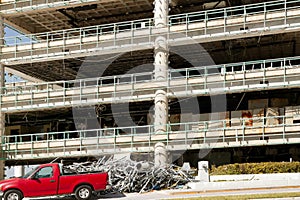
[188,173,300,192]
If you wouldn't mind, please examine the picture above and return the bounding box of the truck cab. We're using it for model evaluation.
[0,163,109,200]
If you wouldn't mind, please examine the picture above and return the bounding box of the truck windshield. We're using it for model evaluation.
[22,166,39,178]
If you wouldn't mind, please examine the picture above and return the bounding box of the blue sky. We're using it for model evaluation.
[5,26,21,37]
[4,26,24,83]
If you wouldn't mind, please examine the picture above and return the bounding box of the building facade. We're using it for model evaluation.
[1,0,300,178]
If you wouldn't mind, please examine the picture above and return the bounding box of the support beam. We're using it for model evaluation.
[0,15,6,180]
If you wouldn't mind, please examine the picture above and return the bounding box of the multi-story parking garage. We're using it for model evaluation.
[1,0,300,178]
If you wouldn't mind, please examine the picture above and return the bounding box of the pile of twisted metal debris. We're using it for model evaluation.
[62,156,194,193]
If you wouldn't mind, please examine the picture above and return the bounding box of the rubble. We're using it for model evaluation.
[62,156,194,193]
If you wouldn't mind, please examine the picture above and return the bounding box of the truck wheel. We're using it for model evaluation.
[3,189,23,200]
[75,185,92,200]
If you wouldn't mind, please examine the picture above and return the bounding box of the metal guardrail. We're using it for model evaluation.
[2,114,299,160]
[3,0,300,45]
[1,56,300,112]
[2,0,300,65]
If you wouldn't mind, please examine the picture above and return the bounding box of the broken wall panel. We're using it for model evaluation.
[252,108,265,126]
[266,107,284,125]
[231,110,255,127]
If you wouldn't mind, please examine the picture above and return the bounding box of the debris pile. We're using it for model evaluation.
[62,156,194,193]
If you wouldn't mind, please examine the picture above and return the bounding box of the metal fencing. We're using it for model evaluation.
[2,0,300,64]
[1,56,300,112]
[2,114,299,160]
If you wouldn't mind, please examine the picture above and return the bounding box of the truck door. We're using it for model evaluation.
[26,166,58,197]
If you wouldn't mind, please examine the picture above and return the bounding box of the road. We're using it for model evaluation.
[98,187,300,200]
[25,187,300,200]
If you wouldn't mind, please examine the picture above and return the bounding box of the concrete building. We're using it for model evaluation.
[1,0,300,178]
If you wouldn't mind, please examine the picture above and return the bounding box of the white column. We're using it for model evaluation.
[153,0,169,134]
[154,142,168,168]
[154,36,168,81]
[153,0,169,168]
[154,90,168,133]
[153,36,169,135]
[153,0,169,28]
[196,161,210,182]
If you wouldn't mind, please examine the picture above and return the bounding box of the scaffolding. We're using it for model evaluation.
[2,0,300,65]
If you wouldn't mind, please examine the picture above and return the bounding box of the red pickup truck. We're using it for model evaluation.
[0,163,109,200]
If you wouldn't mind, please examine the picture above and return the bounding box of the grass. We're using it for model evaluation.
[170,192,300,200]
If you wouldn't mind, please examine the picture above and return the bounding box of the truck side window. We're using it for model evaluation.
[34,167,53,178]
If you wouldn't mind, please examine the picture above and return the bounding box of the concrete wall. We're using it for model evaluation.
[188,173,300,191]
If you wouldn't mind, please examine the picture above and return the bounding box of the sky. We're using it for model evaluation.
[4,26,24,83]
[5,26,21,37]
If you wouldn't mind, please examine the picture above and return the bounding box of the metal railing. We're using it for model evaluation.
[2,114,299,160]
[1,56,300,112]
[2,0,300,65]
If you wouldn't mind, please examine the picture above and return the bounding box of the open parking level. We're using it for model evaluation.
[2,56,300,112]
[2,0,300,65]
[2,114,300,160]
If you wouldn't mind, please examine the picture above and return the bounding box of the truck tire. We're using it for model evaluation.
[3,189,23,200]
[75,185,93,200]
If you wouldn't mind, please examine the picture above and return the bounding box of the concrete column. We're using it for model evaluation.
[0,16,5,180]
[153,0,169,28]
[154,36,168,81]
[154,142,168,168]
[153,35,169,135]
[154,90,168,134]
[196,161,210,182]
[153,0,169,168]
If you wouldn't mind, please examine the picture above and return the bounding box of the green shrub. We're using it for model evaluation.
[210,162,300,175]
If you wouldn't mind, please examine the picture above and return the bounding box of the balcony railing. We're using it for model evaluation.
[2,114,300,160]
[2,0,300,65]
[1,56,300,112]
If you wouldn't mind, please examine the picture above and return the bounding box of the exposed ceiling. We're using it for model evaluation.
[7,32,299,82]
[2,0,286,82]
[3,0,272,33]
[7,88,300,128]
[4,0,193,33]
